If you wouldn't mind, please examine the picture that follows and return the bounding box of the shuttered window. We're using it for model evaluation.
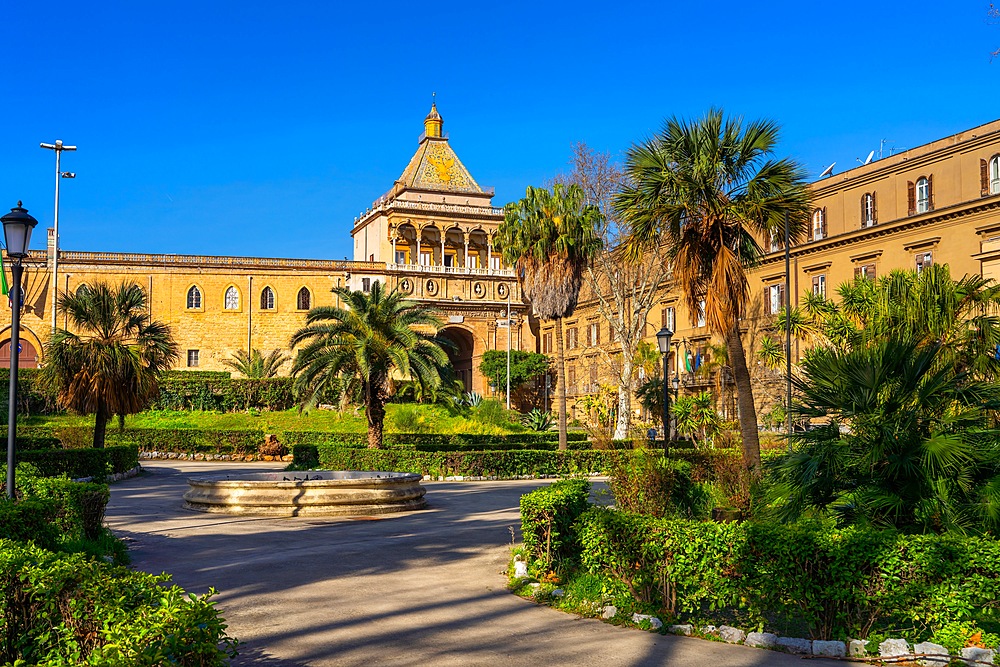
[811,274,827,298]
[861,193,876,228]
[765,284,785,315]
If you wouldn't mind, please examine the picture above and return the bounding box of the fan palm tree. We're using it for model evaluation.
[494,183,603,450]
[39,281,180,448]
[617,109,812,473]
[221,348,289,378]
[289,282,450,449]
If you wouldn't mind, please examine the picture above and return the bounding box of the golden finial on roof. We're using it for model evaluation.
[424,93,443,138]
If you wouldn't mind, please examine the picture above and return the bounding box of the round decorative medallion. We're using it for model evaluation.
[497,283,509,299]
[426,279,438,296]
[399,278,412,293]
[473,282,485,298]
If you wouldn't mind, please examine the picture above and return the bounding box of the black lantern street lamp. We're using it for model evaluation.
[2,202,38,499]
[655,326,673,451]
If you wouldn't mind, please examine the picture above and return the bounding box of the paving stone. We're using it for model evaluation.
[513,560,528,578]
[600,605,617,619]
[913,641,950,666]
[701,625,717,635]
[812,640,845,657]
[718,625,746,644]
[960,647,995,665]
[667,624,693,636]
[880,638,911,659]
[744,632,778,649]
[776,636,811,654]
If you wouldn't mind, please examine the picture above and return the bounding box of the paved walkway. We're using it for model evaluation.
[106,462,855,667]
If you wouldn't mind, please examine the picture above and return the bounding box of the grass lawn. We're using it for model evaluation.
[21,401,531,435]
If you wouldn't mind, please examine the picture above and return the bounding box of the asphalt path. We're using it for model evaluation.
[106,461,856,667]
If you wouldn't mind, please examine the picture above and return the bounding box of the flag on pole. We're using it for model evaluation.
[0,251,8,296]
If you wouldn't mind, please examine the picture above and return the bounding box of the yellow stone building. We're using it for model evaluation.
[0,104,529,398]
[542,119,1000,420]
[4,109,1000,420]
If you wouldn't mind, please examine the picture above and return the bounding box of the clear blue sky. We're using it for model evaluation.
[2,1,998,260]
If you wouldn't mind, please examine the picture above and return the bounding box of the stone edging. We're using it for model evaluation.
[73,465,143,484]
[140,451,293,463]
[517,580,999,664]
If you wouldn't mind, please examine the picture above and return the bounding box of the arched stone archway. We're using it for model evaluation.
[439,327,475,393]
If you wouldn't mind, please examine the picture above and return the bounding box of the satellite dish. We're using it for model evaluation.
[819,162,836,178]
[864,150,875,165]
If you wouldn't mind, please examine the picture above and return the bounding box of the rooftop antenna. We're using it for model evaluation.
[819,162,836,178]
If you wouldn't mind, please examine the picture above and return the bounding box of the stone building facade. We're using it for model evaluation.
[0,104,530,398]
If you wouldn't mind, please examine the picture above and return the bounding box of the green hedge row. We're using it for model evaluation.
[520,478,592,571]
[0,539,236,665]
[149,377,295,412]
[16,445,139,480]
[280,430,589,449]
[563,505,1000,640]
[293,445,630,477]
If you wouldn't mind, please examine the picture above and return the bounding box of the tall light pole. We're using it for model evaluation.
[656,326,673,452]
[506,288,512,410]
[784,211,792,448]
[40,140,76,333]
[2,203,39,498]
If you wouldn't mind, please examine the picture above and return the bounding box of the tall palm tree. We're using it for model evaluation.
[221,348,289,379]
[289,282,450,449]
[617,109,812,473]
[39,281,180,448]
[495,184,603,450]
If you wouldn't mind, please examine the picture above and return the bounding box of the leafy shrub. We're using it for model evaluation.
[608,451,709,519]
[149,376,294,412]
[0,539,236,665]
[471,399,523,430]
[0,499,60,549]
[521,409,555,432]
[17,445,138,480]
[281,430,587,450]
[574,506,1000,640]
[386,403,436,434]
[520,479,591,573]
[22,477,110,541]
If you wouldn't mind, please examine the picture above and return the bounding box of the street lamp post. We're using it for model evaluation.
[656,326,673,451]
[2,202,39,498]
[40,140,76,333]
[506,289,512,410]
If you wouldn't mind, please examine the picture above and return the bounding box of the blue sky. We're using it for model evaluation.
[2,1,998,259]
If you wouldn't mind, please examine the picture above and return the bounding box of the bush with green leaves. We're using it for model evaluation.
[0,540,236,665]
[521,408,555,432]
[571,506,1000,641]
[16,445,138,480]
[607,451,711,519]
[520,479,591,573]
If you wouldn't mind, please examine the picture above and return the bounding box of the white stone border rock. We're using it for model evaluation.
[74,465,143,484]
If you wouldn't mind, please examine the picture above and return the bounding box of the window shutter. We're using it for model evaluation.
[907,181,916,216]
[927,174,934,210]
[780,283,786,310]
[854,266,862,279]
[822,207,827,237]
[872,191,878,224]
[860,195,866,228]
[983,159,991,197]
[764,287,771,315]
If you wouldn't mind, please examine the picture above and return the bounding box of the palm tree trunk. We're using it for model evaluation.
[725,325,761,475]
[366,385,385,450]
[93,402,109,449]
[554,317,567,451]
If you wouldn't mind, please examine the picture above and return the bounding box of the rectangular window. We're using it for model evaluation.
[468,254,480,269]
[854,263,877,280]
[568,367,577,394]
[187,350,199,368]
[490,255,502,271]
[915,251,933,274]
[588,322,600,347]
[567,327,578,350]
[362,278,371,292]
[542,332,553,354]
[769,231,782,253]
[394,249,408,264]
[661,306,676,332]
[443,253,455,267]
[765,284,786,315]
[419,251,432,266]
[811,274,827,298]
[589,364,598,391]
[696,299,706,327]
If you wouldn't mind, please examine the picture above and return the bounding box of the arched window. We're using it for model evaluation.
[861,193,876,228]
[187,285,202,309]
[991,156,1000,195]
[916,177,930,213]
[75,284,89,298]
[260,286,275,310]
[296,287,311,310]
[224,286,239,310]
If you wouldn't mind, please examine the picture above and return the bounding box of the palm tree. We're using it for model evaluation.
[617,109,812,473]
[289,282,450,449]
[39,281,180,448]
[495,184,603,450]
[221,348,289,378]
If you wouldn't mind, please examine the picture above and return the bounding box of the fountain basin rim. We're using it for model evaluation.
[186,470,423,487]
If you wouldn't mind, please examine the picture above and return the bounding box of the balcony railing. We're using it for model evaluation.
[388,262,513,277]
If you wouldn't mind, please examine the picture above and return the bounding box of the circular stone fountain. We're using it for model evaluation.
[183,471,427,517]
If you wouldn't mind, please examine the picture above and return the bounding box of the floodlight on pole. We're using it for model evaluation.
[40,140,77,334]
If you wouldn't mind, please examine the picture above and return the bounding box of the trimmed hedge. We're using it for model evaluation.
[569,506,1000,640]
[23,477,110,541]
[16,445,139,480]
[294,445,629,477]
[520,478,591,572]
[0,539,236,665]
[280,430,589,449]
[150,377,294,412]
[0,499,60,549]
